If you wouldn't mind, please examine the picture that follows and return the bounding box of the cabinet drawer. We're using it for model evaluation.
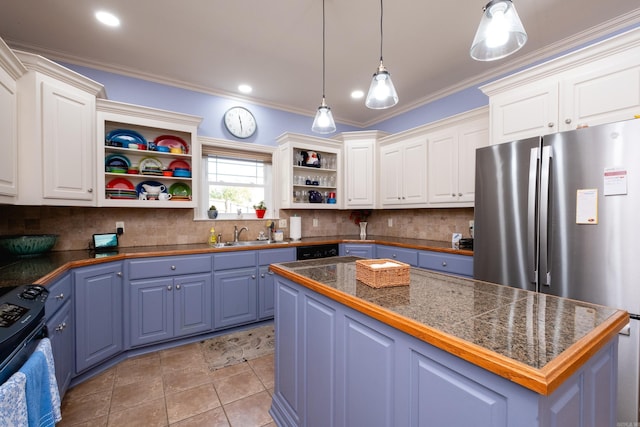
[45,272,72,316]
[258,248,295,266]
[418,251,473,277]
[376,245,418,266]
[128,255,212,279]
[213,251,256,270]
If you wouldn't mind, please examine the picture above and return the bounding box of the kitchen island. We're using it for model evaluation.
[269,257,628,427]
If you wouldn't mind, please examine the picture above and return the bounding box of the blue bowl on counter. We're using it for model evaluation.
[0,234,59,257]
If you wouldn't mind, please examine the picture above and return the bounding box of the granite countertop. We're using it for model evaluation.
[0,235,470,287]
[269,256,629,396]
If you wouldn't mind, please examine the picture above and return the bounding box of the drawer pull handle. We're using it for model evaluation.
[55,322,66,332]
[55,293,64,300]
[171,265,176,270]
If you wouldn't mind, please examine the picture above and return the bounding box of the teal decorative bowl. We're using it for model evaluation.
[0,234,59,257]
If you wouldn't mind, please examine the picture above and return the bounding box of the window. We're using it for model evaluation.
[200,139,274,219]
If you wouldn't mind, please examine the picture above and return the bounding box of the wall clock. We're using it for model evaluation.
[223,106,257,139]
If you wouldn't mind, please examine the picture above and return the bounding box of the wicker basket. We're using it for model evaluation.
[355,259,410,288]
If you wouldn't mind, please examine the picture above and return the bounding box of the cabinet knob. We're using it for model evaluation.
[268,271,274,275]
[251,275,256,279]
[392,254,397,258]
[458,193,462,197]
[176,284,181,290]
[117,272,123,277]
[346,249,350,254]
[547,122,555,128]
[260,273,265,278]
[88,188,93,193]
[442,261,447,267]
[167,285,172,291]
[565,118,572,124]
[171,265,176,270]
[55,322,66,332]
[55,293,64,300]
[451,193,456,197]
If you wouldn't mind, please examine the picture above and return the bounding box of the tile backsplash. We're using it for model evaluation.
[0,206,474,251]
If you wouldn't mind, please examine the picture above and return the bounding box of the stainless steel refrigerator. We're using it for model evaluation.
[474,118,640,424]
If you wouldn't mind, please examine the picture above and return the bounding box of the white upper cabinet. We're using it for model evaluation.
[483,27,640,145]
[14,50,105,205]
[427,109,489,206]
[339,131,386,209]
[0,38,25,202]
[378,134,428,207]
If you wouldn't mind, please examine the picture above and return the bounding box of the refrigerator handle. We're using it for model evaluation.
[527,148,539,288]
[539,146,552,287]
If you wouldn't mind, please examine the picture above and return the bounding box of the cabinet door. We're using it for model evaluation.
[560,53,640,131]
[402,137,428,205]
[258,266,275,320]
[213,267,258,329]
[41,80,95,202]
[46,300,73,398]
[0,65,18,197]
[379,143,403,205]
[490,81,559,144]
[74,263,123,373]
[457,118,489,203]
[376,245,418,266]
[427,130,457,204]
[130,278,173,347]
[345,140,375,208]
[174,273,213,337]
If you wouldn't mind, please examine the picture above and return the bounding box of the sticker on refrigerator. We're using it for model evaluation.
[603,167,627,196]
[576,189,598,224]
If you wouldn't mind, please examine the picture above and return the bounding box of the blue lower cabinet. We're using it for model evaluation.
[270,274,618,427]
[74,262,124,374]
[213,267,258,329]
[46,299,73,398]
[129,273,212,347]
[417,250,473,277]
[376,244,418,266]
[340,243,375,258]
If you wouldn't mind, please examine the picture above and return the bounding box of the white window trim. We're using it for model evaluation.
[197,136,276,220]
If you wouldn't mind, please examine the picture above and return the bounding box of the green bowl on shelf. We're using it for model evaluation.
[0,234,59,257]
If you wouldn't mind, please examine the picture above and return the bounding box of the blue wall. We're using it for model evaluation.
[64,23,639,146]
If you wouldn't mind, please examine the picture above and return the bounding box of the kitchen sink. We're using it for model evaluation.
[224,240,289,247]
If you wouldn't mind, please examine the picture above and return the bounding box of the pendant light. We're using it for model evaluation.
[470,0,527,61]
[312,0,336,134]
[365,0,398,110]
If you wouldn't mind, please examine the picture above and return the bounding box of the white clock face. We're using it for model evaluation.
[224,107,257,139]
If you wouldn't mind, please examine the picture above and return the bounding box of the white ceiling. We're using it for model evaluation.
[2,1,639,128]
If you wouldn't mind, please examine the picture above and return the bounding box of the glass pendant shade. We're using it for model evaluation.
[365,62,398,109]
[470,0,527,61]
[312,98,336,134]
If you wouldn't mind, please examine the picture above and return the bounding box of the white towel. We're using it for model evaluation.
[0,371,29,427]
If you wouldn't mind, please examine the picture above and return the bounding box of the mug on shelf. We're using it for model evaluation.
[159,193,173,201]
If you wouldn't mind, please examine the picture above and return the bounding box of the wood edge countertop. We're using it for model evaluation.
[269,263,629,396]
[20,235,470,286]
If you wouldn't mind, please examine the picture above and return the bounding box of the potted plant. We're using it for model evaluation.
[253,201,267,218]
[208,205,218,219]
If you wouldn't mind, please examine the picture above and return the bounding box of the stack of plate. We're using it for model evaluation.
[106,178,137,199]
[139,156,163,176]
[169,160,191,178]
[105,154,131,173]
[168,182,192,201]
[106,129,148,149]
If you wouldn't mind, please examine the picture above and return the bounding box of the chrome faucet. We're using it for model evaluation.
[234,225,249,242]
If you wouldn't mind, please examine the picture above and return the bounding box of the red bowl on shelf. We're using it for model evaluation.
[162,169,174,177]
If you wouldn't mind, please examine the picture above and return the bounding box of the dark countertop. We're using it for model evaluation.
[0,235,470,287]
[269,256,628,396]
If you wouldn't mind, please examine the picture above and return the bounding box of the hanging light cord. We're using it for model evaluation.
[322,0,327,99]
[378,0,384,62]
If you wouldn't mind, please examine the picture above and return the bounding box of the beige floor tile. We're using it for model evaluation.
[165,383,222,424]
[107,397,168,427]
[213,369,266,405]
[209,361,252,381]
[110,376,165,411]
[58,389,112,426]
[169,407,230,427]
[163,365,213,395]
[248,354,275,389]
[224,390,274,427]
[161,348,207,374]
[57,415,108,427]
[64,368,115,399]
[116,358,163,386]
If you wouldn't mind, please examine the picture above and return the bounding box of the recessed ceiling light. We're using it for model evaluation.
[351,90,365,99]
[238,84,252,94]
[95,11,120,27]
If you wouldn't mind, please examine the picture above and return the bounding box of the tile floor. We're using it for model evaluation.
[57,341,276,426]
